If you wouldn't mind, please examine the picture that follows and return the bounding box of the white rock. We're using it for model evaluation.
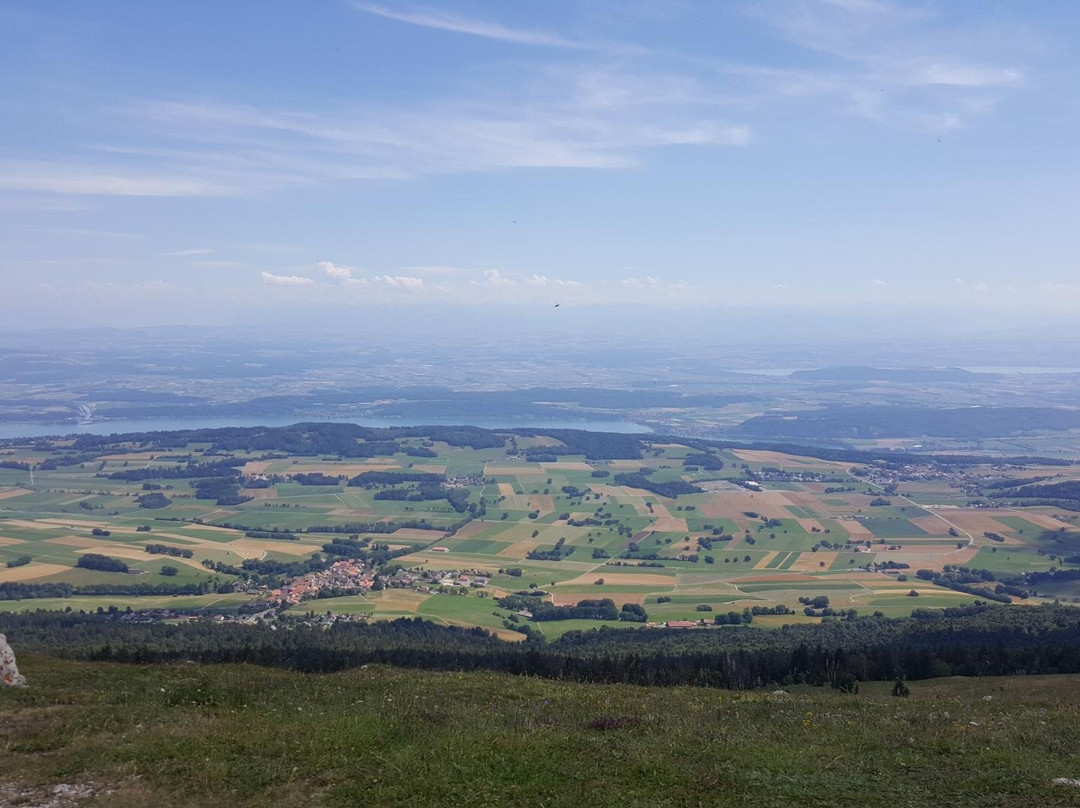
[1,632,27,687]
[1052,778,1080,787]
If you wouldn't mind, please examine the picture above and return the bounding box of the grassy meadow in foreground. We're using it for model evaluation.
[3,657,1080,807]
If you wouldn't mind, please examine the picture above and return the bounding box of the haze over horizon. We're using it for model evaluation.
[2,1,1079,330]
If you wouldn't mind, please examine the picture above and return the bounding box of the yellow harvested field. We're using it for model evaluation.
[78,546,209,571]
[527,494,555,513]
[0,488,30,501]
[35,517,110,530]
[241,460,273,475]
[788,551,837,571]
[392,528,445,539]
[228,540,322,557]
[497,483,515,497]
[540,461,592,472]
[484,465,546,476]
[46,535,101,548]
[0,560,73,582]
[782,491,825,509]
[733,450,842,467]
[369,589,431,613]
[559,572,672,587]
[839,520,873,538]
[329,508,373,517]
[0,562,71,582]
[288,462,396,476]
[651,515,688,533]
[866,587,972,597]
[0,537,25,547]
[795,518,826,533]
[910,515,951,534]
[753,551,779,570]
[589,485,638,498]
[451,521,490,539]
[944,512,1019,535]
[1017,512,1075,531]
[497,540,537,558]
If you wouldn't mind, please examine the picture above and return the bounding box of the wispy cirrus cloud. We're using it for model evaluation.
[736,0,1025,132]
[354,3,597,50]
[0,161,230,196]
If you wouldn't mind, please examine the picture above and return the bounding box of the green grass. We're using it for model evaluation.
[4,658,1080,807]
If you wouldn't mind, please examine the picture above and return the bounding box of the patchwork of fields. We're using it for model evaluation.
[2,425,1079,632]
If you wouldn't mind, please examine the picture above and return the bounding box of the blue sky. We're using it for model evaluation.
[1,0,1078,329]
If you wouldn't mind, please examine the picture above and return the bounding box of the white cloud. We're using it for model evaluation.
[353,3,596,50]
[872,278,888,286]
[482,269,513,286]
[163,248,215,256]
[318,260,352,279]
[0,162,230,197]
[914,64,1021,88]
[525,274,582,287]
[739,0,1025,132]
[260,271,314,286]
[347,274,425,290]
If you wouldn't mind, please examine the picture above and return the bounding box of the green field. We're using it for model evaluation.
[4,657,1080,807]
[2,426,1080,635]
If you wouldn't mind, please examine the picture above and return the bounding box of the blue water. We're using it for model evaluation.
[0,415,653,440]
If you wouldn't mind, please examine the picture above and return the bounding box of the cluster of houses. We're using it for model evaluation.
[271,559,374,605]
[381,567,491,591]
[259,562,493,607]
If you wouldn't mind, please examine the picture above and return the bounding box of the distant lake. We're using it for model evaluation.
[960,366,1080,375]
[0,415,653,440]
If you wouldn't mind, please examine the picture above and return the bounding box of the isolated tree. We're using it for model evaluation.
[891,679,911,698]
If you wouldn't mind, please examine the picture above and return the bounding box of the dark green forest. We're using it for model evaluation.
[6,604,1080,690]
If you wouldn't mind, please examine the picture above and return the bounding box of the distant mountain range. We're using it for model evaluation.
[734,405,1080,440]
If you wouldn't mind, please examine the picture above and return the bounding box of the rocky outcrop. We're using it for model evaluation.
[1,633,27,687]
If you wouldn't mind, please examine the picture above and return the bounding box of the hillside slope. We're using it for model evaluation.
[3,658,1080,807]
